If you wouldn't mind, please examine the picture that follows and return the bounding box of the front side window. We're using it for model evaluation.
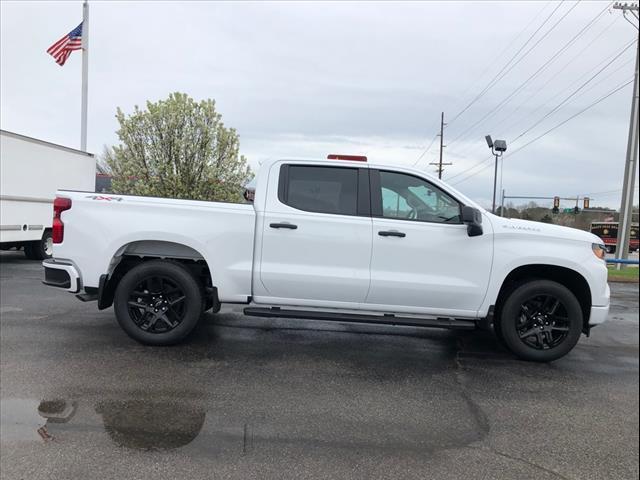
[377,171,461,224]
[280,165,358,216]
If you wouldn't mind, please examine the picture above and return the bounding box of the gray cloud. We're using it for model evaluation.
[1,0,637,208]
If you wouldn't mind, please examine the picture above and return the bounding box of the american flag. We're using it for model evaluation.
[47,23,83,66]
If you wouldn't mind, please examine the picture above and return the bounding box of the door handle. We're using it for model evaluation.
[270,222,298,230]
[378,230,406,238]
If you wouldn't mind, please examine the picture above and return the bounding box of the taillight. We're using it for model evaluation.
[52,197,72,244]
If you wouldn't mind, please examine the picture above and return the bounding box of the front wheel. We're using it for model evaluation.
[113,260,204,345]
[498,280,583,362]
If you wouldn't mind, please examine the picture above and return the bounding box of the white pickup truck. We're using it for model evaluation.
[43,156,610,362]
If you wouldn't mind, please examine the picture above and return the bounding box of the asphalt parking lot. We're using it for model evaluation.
[1,251,638,480]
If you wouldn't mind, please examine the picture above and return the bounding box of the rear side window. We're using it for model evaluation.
[279,165,358,216]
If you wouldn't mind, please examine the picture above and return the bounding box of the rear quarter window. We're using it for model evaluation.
[279,165,358,216]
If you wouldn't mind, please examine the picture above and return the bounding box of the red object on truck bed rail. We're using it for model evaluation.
[327,154,367,162]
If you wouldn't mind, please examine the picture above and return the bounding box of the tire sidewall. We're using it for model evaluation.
[24,231,52,260]
[40,230,53,259]
[114,261,203,346]
[500,280,583,362]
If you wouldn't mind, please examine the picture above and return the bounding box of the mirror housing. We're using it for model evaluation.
[462,206,483,237]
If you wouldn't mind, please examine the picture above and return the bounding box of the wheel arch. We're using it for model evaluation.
[97,240,219,311]
[493,264,592,331]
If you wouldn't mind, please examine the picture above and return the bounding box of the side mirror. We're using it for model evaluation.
[462,206,483,237]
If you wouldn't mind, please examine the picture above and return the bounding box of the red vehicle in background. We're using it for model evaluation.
[590,222,639,253]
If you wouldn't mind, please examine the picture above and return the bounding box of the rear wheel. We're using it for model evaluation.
[113,260,204,345]
[498,280,583,362]
[24,230,53,260]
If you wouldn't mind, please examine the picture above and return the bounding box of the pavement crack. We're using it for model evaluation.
[455,337,574,480]
[467,445,574,480]
[453,337,490,440]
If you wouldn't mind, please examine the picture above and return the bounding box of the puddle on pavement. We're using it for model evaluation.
[95,400,206,450]
[0,398,77,443]
[1,392,487,455]
[1,397,207,451]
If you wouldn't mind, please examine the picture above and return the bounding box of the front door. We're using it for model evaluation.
[366,169,493,317]
[255,162,372,307]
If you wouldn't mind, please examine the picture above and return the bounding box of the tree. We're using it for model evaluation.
[105,92,252,202]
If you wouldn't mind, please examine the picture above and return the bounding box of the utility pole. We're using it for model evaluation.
[613,2,639,268]
[430,112,452,179]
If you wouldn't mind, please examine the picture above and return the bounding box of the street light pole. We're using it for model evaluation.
[492,153,499,214]
[485,135,506,214]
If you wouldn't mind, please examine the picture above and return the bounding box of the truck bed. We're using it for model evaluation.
[52,191,256,303]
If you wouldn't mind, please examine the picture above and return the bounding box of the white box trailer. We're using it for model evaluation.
[0,130,96,259]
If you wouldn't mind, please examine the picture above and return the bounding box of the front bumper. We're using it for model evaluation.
[588,282,610,327]
[589,304,610,326]
[42,259,81,293]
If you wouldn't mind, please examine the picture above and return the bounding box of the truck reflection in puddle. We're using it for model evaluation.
[1,398,206,451]
[95,400,206,450]
[0,398,77,443]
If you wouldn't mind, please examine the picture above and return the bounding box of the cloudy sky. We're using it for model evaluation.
[1,0,638,208]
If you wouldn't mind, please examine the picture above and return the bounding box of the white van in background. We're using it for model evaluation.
[0,130,96,259]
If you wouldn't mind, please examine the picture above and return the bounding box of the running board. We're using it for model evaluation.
[243,307,477,330]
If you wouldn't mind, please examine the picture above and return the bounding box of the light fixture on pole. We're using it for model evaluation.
[485,135,507,214]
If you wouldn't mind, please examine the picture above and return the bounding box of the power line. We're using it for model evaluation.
[503,36,633,136]
[447,1,555,117]
[447,11,620,161]
[508,78,634,157]
[511,40,636,142]
[448,1,609,147]
[412,133,439,166]
[447,0,567,125]
[450,158,494,186]
[487,13,621,137]
[449,79,633,186]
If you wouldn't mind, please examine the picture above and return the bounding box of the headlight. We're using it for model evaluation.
[592,243,606,260]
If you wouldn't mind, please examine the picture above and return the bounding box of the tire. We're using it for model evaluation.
[24,242,37,259]
[113,260,204,346]
[498,280,583,362]
[25,230,53,260]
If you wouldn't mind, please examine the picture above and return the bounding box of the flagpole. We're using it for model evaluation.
[80,0,89,151]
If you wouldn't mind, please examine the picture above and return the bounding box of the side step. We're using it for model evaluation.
[243,307,477,330]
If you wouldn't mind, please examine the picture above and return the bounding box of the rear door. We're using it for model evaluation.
[254,162,373,307]
[366,169,493,316]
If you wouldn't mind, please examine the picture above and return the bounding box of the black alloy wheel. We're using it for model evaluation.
[498,279,583,362]
[114,260,203,345]
[127,276,187,334]
[516,295,571,350]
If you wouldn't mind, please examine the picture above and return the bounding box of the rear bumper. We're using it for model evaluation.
[42,259,80,293]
